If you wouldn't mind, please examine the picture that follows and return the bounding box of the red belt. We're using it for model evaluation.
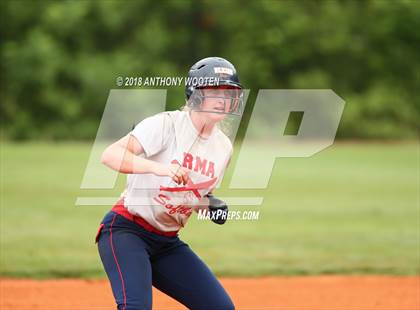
[111,198,179,237]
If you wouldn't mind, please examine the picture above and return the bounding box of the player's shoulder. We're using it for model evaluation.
[133,111,178,137]
[151,110,177,120]
[156,109,185,123]
[140,110,180,126]
[214,127,233,154]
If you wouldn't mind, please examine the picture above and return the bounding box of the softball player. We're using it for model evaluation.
[95,57,244,310]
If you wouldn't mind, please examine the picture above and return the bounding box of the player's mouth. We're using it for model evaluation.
[213,106,225,112]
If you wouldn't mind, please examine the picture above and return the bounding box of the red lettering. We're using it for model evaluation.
[153,193,170,205]
[206,161,215,178]
[183,152,193,170]
[165,204,177,214]
[164,204,192,215]
[194,156,207,174]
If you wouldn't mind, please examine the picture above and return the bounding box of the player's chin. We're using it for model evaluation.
[206,111,226,122]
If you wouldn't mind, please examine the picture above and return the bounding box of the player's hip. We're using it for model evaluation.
[95,210,185,253]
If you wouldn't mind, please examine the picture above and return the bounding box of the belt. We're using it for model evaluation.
[111,198,179,237]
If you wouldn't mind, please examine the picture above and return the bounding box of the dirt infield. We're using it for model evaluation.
[1,276,419,310]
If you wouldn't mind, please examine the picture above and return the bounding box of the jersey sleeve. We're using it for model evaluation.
[130,112,172,158]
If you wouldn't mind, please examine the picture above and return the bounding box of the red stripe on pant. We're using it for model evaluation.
[110,213,127,310]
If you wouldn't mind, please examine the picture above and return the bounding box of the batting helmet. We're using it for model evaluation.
[185,57,244,115]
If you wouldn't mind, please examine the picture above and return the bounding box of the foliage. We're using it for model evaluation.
[0,0,419,140]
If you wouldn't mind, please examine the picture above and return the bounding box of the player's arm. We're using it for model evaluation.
[101,134,189,184]
[101,134,156,174]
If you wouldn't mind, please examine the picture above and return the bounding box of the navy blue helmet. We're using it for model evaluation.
[185,57,244,115]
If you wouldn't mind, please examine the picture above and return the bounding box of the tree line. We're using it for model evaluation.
[1,0,418,140]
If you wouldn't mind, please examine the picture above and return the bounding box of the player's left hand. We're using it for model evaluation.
[206,193,228,225]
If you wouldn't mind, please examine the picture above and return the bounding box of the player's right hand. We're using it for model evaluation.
[153,163,190,185]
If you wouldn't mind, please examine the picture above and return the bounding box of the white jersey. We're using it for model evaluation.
[123,110,232,232]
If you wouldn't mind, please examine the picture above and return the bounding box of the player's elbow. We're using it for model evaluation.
[100,145,114,167]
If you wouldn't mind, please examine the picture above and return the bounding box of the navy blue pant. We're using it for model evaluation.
[96,211,235,310]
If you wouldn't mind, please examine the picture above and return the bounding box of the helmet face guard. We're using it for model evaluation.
[188,86,244,116]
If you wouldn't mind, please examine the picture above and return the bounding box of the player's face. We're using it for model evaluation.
[199,88,239,122]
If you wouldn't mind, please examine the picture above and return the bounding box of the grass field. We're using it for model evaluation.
[0,142,419,278]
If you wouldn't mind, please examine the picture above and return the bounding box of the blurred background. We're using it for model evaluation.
[0,0,419,278]
[1,0,419,140]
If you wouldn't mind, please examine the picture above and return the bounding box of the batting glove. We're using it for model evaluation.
[206,193,228,225]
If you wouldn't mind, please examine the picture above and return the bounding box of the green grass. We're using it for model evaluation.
[0,141,419,278]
